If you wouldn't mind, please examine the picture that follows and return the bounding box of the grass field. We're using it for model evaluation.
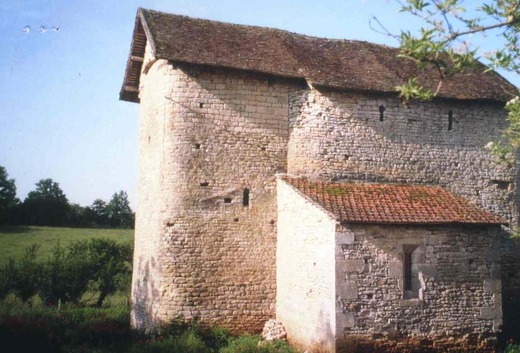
[0,226,133,265]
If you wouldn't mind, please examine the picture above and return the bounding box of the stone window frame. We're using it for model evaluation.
[402,244,426,301]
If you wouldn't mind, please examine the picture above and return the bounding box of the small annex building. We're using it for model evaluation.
[120,8,520,353]
[278,177,504,352]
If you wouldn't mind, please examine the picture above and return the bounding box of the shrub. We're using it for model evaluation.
[506,343,520,353]
[38,238,132,306]
[10,245,43,303]
[220,335,297,353]
[0,258,16,300]
[204,326,231,350]
[0,302,133,353]
[39,242,94,305]
[82,238,133,307]
[0,245,45,304]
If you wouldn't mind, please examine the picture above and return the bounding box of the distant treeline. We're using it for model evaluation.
[0,166,134,229]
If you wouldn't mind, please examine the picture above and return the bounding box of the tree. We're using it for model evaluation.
[23,178,69,226]
[80,238,133,307]
[66,203,89,227]
[0,166,20,224]
[382,0,520,159]
[106,190,134,228]
[84,198,109,227]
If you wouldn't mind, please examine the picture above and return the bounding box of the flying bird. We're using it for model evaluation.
[23,24,60,34]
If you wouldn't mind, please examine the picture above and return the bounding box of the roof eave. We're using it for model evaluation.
[119,8,154,103]
[340,220,505,226]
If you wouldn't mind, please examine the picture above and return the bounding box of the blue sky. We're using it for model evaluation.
[1,0,518,208]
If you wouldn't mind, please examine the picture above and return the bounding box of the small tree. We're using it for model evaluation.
[84,199,109,227]
[82,238,133,306]
[0,166,20,225]
[66,203,89,227]
[11,245,43,303]
[23,178,70,226]
[106,191,134,228]
[39,242,94,305]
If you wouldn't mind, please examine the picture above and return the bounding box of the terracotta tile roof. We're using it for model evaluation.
[121,8,516,103]
[282,176,505,225]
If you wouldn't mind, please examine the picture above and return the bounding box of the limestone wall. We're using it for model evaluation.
[288,88,515,222]
[277,178,337,352]
[131,43,171,330]
[132,49,520,341]
[335,224,502,352]
[132,42,296,332]
[287,87,520,343]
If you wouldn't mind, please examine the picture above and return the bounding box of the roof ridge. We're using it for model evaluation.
[139,7,400,49]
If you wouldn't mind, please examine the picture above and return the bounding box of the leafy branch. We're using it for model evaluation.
[375,0,520,160]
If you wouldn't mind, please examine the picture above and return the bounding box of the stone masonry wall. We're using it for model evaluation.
[335,224,502,353]
[288,88,514,221]
[131,42,170,330]
[132,41,297,332]
[132,43,520,341]
[277,178,337,353]
[287,87,520,342]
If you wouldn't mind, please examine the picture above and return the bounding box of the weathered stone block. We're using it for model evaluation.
[417,264,437,278]
[493,318,503,333]
[343,281,358,300]
[480,306,500,320]
[388,260,402,277]
[337,231,355,245]
[338,312,355,328]
[344,260,365,273]
[483,279,501,293]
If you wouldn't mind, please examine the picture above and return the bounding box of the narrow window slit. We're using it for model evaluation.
[448,110,453,131]
[200,182,209,187]
[194,143,201,149]
[379,105,385,122]
[243,188,250,207]
[404,252,413,291]
[492,180,510,190]
[223,197,232,203]
[199,102,204,108]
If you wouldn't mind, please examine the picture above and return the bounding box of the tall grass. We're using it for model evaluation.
[0,298,298,353]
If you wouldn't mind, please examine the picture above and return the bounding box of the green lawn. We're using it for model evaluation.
[0,226,133,265]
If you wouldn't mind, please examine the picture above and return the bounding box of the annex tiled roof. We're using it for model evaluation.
[120,8,516,103]
[282,176,504,225]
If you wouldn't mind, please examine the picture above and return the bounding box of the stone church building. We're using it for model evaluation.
[120,8,520,352]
